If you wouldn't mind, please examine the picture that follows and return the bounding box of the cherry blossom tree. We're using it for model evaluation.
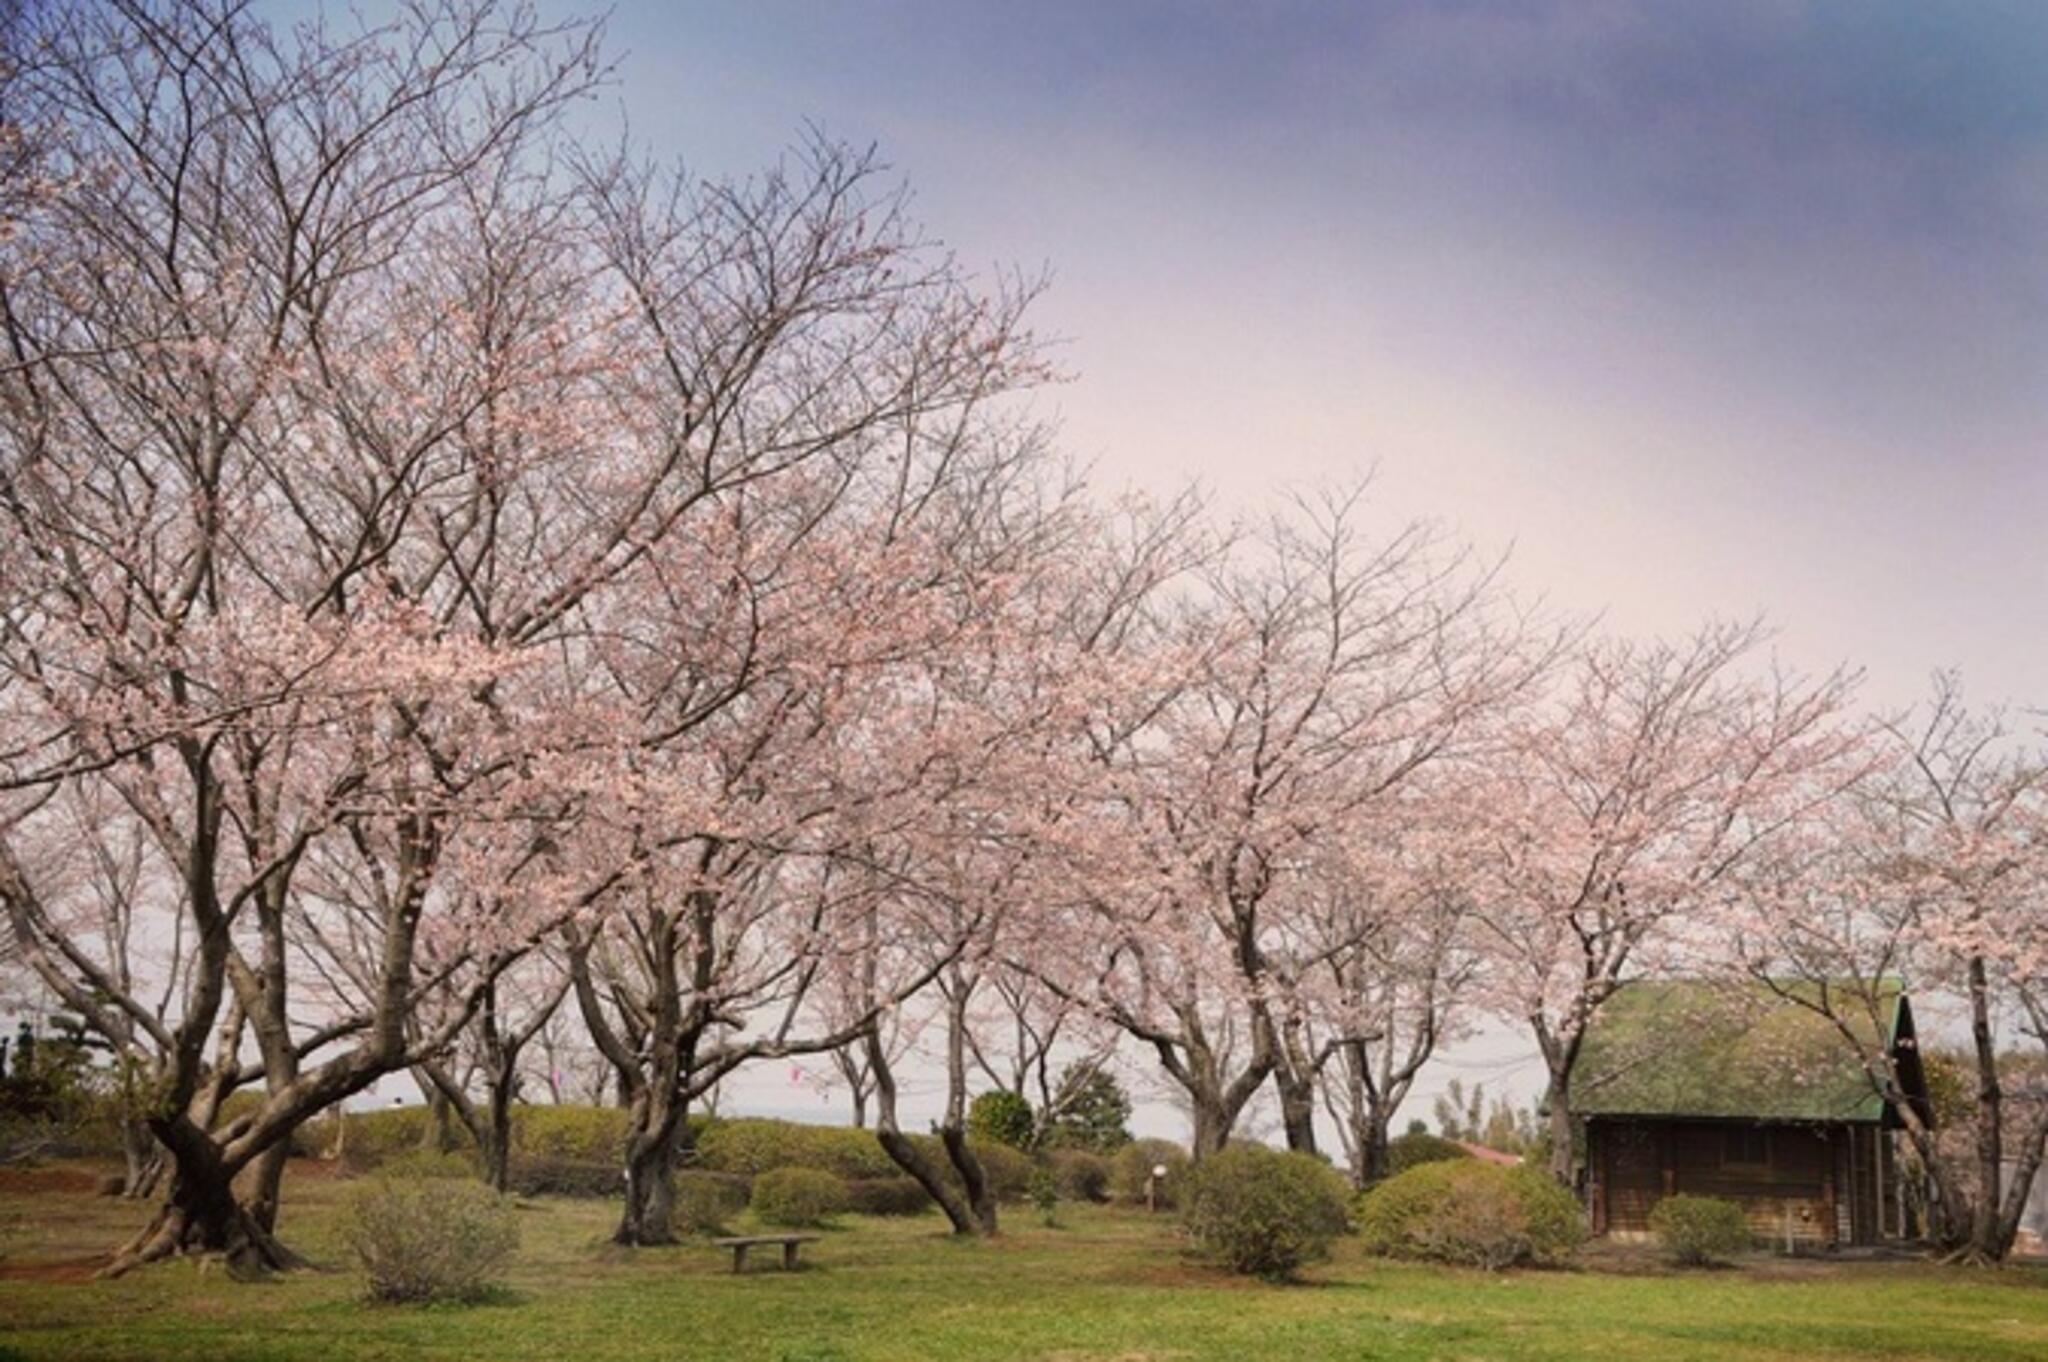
[1050,490,1547,1157]
[1470,621,1863,1184]
[1727,675,2048,1261]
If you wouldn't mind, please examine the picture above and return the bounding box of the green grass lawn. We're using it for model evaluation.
[3,1160,2046,1362]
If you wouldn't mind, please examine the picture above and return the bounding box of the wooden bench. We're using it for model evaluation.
[712,1233,819,1274]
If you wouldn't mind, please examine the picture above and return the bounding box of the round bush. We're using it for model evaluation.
[1109,1138,1189,1208]
[345,1174,519,1303]
[1181,1144,1353,1279]
[1357,1161,1584,1270]
[750,1165,848,1227]
[967,1090,1035,1149]
[1649,1194,1751,1265]
[1386,1130,1472,1175]
[1048,1148,1112,1202]
[845,1176,934,1216]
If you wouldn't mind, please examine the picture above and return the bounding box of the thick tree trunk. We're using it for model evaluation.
[1543,1068,1574,1186]
[940,1125,998,1235]
[1274,1066,1318,1157]
[242,1143,290,1234]
[1189,1093,1233,1159]
[1358,1102,1392,1185]
[866,1023,984,1236]
[484,1072,515,1194]
[119,1118,165,1199]
[617,1131,678,1245]
[101,1135,302,1278]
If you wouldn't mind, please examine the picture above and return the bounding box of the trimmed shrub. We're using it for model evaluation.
[751,1166,848,1227]
[514,1105,633,1163]
[1357,1161,1584,1270]
[1048,1148,1112,1203]
[694,1118,897,1179]
[1386,1131,1471,1175]
[1649,1194,1751,1265]
[1181,1144,1352,1280]
[1109,1138,1189,1208]
[345,1174,519,1303]
[505,1155,621,1198]
[967,1090,1035,1149]
[673,1170,751,1236]
[968,1140,1035,1201]
[844,1176,934,1216]
[372,1149,476,1181]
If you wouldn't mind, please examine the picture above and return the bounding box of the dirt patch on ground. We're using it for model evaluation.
[0,1165,101,1196]
[0,1252,108,1283]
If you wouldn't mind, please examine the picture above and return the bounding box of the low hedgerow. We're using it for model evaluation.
[505,1155,621,1198]
[750,1166,848,1227]
[1181,1144,1353,1280]
[513,1105,636,1163]
[673,1170,752,1235]
[1048,1148,1112,1202]
[1109,1138,1189,1208]
[345,1173,519,1304]
[844,1176,933,1216]
[1357,1160,1584,1270]
[371,1149,476,1181]
[695,1118,898,1179]
[967,1140,1035,1201]
[1650,1194,1751,1265]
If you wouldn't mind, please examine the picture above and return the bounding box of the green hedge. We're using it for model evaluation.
[751,1166,848,1227]
[844,1176,934,1216]
[693,1118,899,1179]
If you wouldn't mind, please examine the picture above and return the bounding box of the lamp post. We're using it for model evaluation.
[1146,1163,1167,1213]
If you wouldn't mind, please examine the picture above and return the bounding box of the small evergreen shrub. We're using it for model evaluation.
[1028,1165,1060,1226]
[1047,1148,1112,1202]
[1109,1138,1189,1208]
[844,1176,934,1216]
[967,1090,1036,1149]
[1386,1130,1471,1175]
[750,1166,848,1227]
[1357,1161,1584,1270]
[1181,1144,1353,1280]
[345,1174,519,1303]
[673,1170,751,1235]
[1649,1194,1751,1265]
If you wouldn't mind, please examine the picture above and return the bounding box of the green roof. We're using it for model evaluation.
[1570,979,1907,1124]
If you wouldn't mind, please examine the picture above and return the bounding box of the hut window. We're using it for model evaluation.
[1723,1126,1770,1168]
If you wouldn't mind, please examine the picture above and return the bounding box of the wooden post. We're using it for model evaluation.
[782,1240,801,1270]
[730,1243,749,1274]
[1823,1130,1839,1249]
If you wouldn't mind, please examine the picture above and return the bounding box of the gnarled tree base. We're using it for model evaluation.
[99,1184,307,1280]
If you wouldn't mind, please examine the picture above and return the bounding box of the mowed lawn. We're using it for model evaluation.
[3,1162,2047,1362]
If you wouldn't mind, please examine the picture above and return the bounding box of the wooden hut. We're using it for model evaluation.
[1571,979,1931,1248]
